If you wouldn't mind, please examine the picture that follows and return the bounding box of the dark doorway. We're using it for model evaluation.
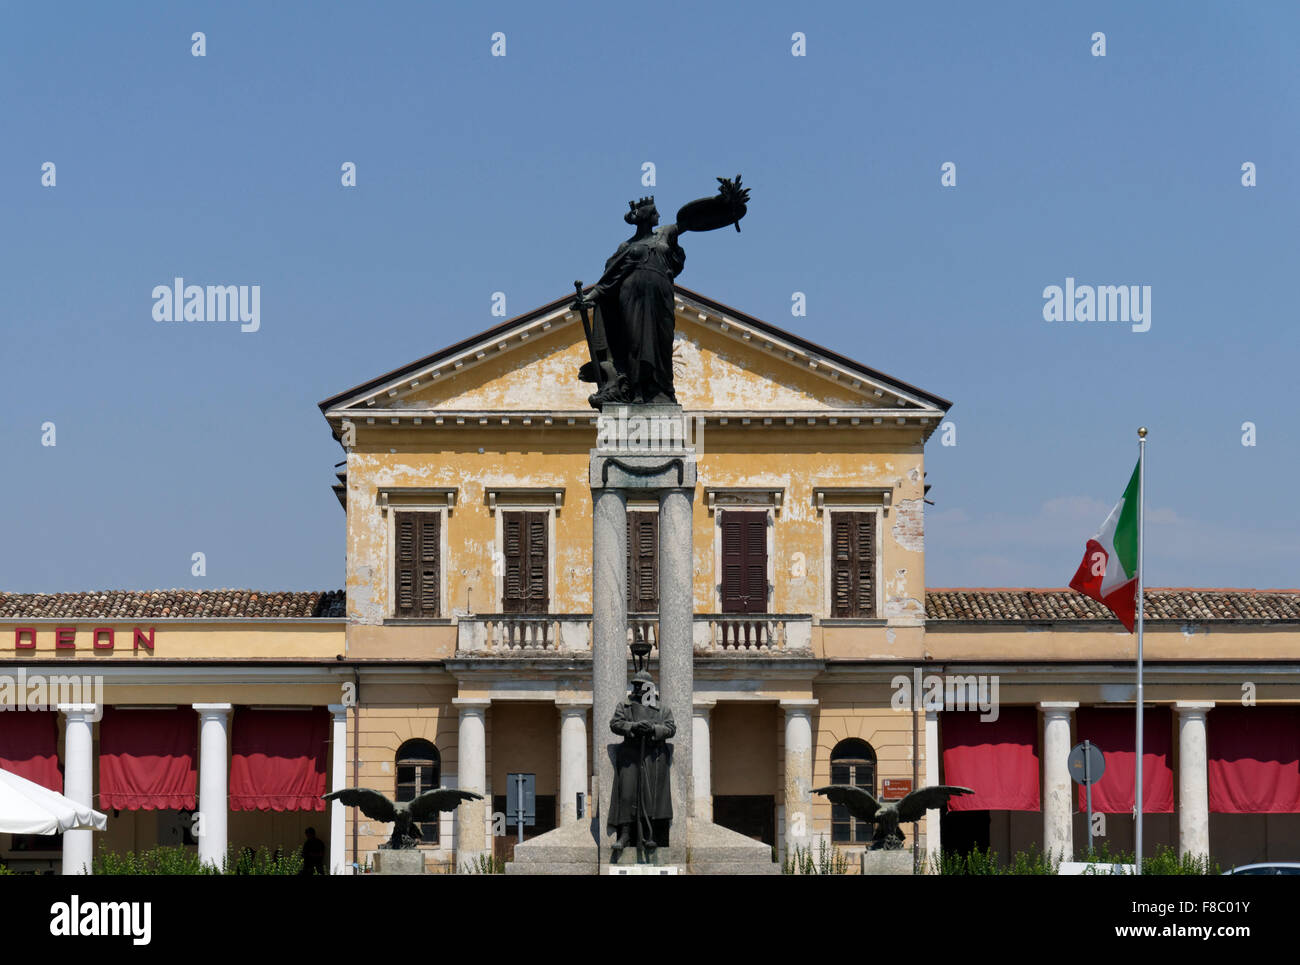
[940,808,990,857]
[713,795,776,847]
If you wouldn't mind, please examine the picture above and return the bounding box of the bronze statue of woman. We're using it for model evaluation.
[573,175,749,407]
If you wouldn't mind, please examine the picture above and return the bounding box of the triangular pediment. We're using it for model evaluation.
[319,287,949,419]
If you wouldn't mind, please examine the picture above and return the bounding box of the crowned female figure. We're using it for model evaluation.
[573,176,749,407]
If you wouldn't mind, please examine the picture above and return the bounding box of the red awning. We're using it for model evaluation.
[99,708,197,810]
[941,707,1040,811]
[230,708,328,812]
[0,712,61,792]
[1209,706,1300,813]
[1074,707,1173,813]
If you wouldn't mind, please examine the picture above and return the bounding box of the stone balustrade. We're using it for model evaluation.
[693,614,814,653]
[456,612,813,656]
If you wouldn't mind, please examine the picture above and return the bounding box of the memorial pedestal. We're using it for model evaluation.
[505,406,776,875]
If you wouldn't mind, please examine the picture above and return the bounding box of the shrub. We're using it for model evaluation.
[460,853,504,874]
[783,838,849,875]
[1083,841,1219,876]
[932,845,1060,875]
[92,844,303,875]
[934,841,1218,875]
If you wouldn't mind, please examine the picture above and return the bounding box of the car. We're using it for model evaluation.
[1223,863,1300,875]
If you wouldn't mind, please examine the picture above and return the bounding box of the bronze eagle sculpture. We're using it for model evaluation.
[814,784,974,850]
[323,787,483,850]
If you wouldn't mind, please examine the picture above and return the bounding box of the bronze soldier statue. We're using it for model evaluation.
[608,670,676,859]
[572,175,750,408]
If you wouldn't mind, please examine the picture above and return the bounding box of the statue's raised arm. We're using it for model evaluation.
[670,174,751,237]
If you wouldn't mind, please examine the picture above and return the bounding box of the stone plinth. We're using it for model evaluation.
[860,850,915,875]
[505,817,778,875]
[372,849,426,875]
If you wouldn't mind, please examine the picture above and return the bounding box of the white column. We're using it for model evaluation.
[58,703,98,875]
[557,702,590,825]
[1040,701,1078,862]
[193,703,233,870]
[658,486,695,827]
[1176,701,1213,860]
[591,487,628,845]
[328,703,349,874]
[692,700,715,821]
[454,699,490,864]
[782,699,818,854]
[924,708,940,869]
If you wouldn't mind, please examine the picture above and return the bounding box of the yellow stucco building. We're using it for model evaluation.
[3,286,1298,873]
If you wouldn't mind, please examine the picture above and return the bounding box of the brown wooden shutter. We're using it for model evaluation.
[831,511,875,618]
[395,512,439,618]
[855,512,875,618]
[502,512,524,613]
[419,513,440,617]
[627,511,659,613]
[526,510,548,614]
[720,510,767,613]
[396,512,417,618]
[502,510,548,614]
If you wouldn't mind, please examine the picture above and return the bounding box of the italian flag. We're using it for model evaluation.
[1069,462,1140,632]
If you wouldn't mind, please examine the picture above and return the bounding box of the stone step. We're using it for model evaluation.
[688,861,782,875]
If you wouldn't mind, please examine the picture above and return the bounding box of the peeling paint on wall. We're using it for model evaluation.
[892,498,924,553]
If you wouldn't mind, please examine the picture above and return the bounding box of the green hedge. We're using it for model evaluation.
[933,843,1218,875]
[92,844,303,875]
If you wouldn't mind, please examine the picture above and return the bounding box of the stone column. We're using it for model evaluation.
[1176,702,1213,860]
[557,702,590,825]
[659,486,695,827]
[692,700,715,821]
[58,703,98,875]
[454,699,490,865]
[328,703,349,874]
[193,703,232,870]
[782,700,817,854]
[924,708,941,868]
[1040,702,1078,862]
[591,486,628,844]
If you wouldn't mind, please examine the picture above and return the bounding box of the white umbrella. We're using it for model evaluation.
[0,766,106,835]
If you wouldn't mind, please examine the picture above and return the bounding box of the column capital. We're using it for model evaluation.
[1038,701,1079,713]
[453,698,491,711]
[327,703,350,718]
[925,708,940,722]
[1175,701,1215,715]
[57,703,99,719]
[780,699,818,714]
[693,698,717,713]
[556,700,591,714]
[192,702,233,717]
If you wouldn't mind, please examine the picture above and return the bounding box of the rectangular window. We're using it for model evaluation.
[830,511,876,618]
[395,511,441,618]
[627,511,659,613]
[720,510,768,613]
[502,510,548,613]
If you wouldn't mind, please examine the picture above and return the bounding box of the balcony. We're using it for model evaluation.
[455,613,813,656]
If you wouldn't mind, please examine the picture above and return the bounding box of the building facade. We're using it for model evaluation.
[2,286,1297,872]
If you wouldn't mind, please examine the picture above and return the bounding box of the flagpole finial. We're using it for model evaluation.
[1137,426,1148,438]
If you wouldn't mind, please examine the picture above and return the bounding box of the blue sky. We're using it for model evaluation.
[2,1,1296,592]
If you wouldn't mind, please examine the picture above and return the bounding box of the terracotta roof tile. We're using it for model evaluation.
[0,589,346,620]
[925,588,1300,623]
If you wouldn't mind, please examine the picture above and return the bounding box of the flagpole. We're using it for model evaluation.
[1135,426,1147,875]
